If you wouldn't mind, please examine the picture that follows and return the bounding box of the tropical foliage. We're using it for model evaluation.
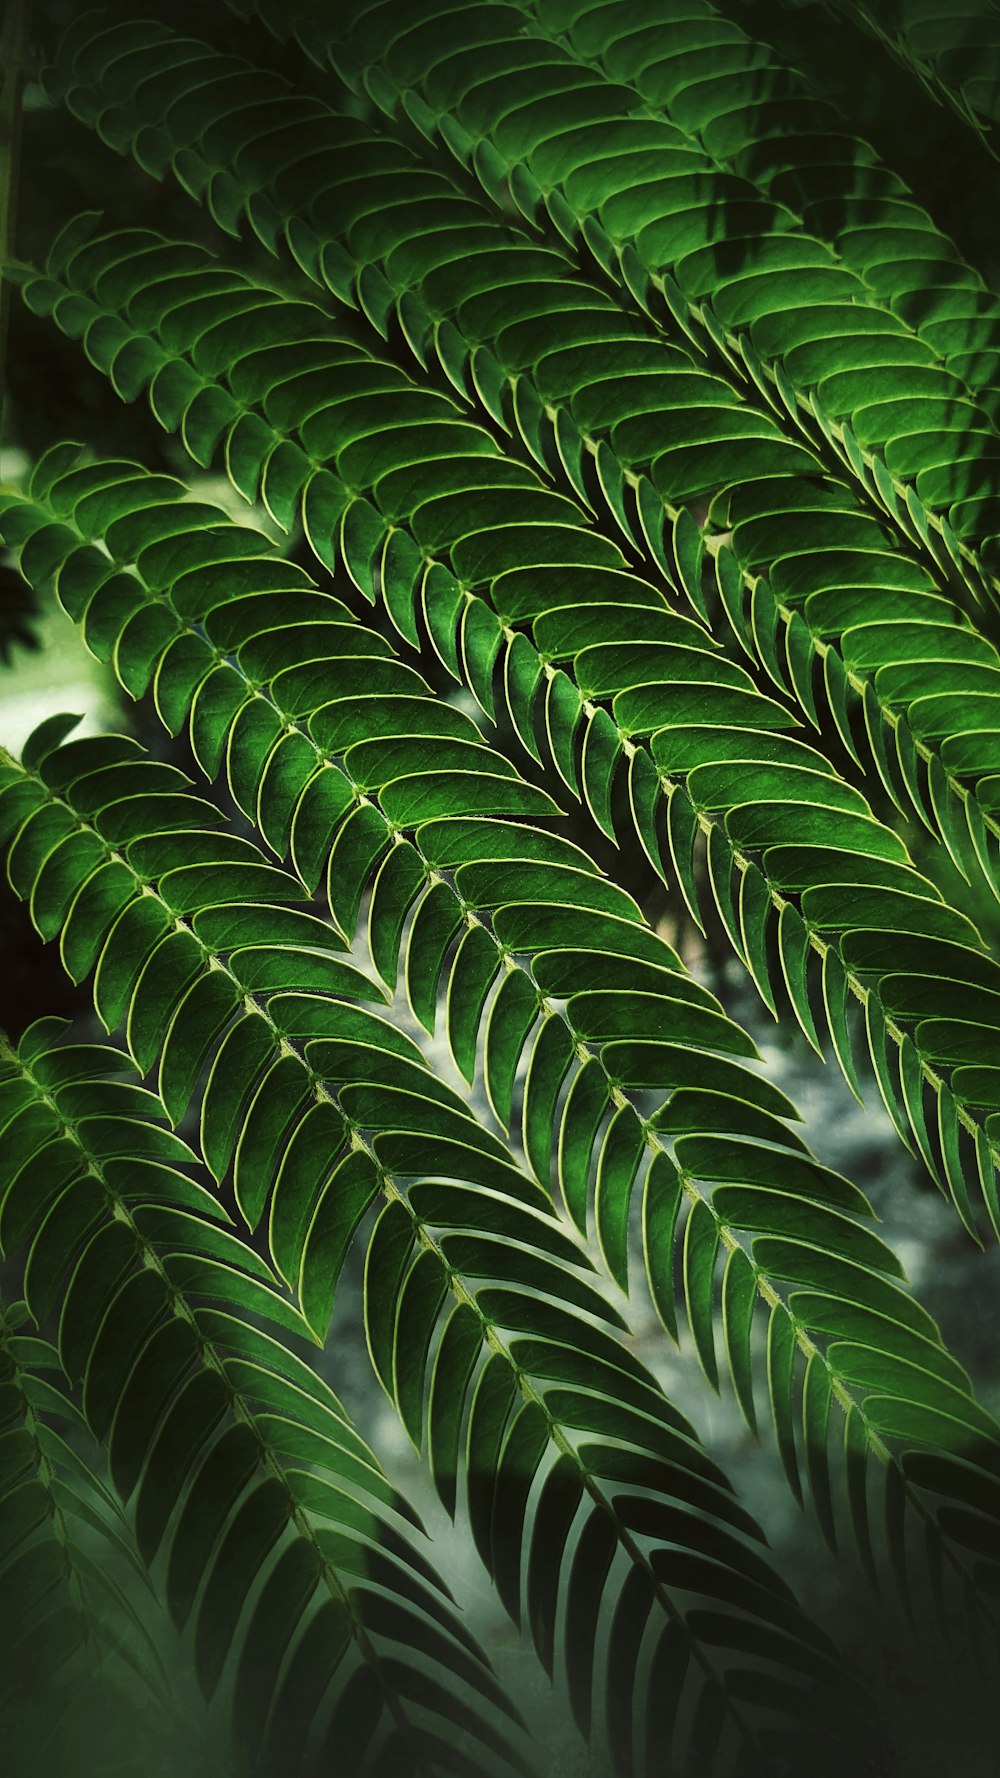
[2,1,1000,1773]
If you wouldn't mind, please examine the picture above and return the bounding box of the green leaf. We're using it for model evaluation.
[404,882,464,1034]
[722,1244,758,1432]
[642,1154,683,1341]
[595,1105,645,1290]
[363,1199,414,1400]
[392,1247,449,1446]
[683,1199,721,1390]
[428,1303,483,1519]
[268,1101,347,1288]
[158,969,241,1126]
[200,1012,276,1183]
[803,1355,837,1551]
[367,841,427,989]
[483,968,538,1131]
[300,1151,381,1340]
[768,1305,804,1505]
[558,1057,610,1235]
[233,1055,312,1230]
[522,1015,576,1192]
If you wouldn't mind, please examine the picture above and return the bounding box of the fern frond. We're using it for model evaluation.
[345,0,1000,811]
[0,844,877,1775]
[7,1,1000,1762]
[213,0,998,567]
[9,0,1000,1757]
[517,0,1000,543]
[0,453,976,1492]
[307,0,1000,837]
[14,209,1000,1254]
[332,0,1000,538]
[43,10,1000,911]
[32,16,1000,1223]
[0,1016,538,1778]
[3,621,1000,1697]
[9,215,1000,1564]
[0,1275,177,1755]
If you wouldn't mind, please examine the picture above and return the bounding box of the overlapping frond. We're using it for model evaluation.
[275,0,1000,888]
[31,13,1000,1230]
[196,0,1000,637]
[13,208,1000,1260]
[44,6,1000,917]
[343,0,1000,840]
[0,1015,536,1778]
[45,10,1000,911]
[4,478,1000,1685]
[324,0,1000,561]
[0,734,883,1775]
[6,3,1000,1767]
[515,0,1000,549]
[0,1273,175,1763]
